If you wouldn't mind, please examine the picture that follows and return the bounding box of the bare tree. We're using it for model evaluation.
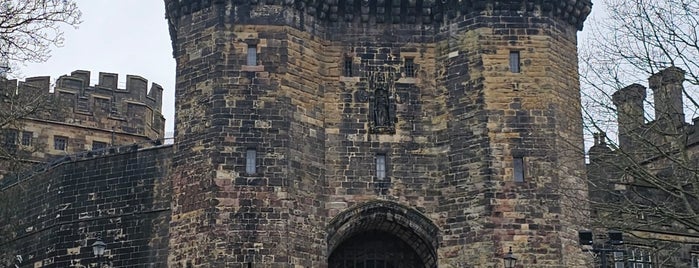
[579,0,699,266]
[0,0,81,76]
[0,0,80,172]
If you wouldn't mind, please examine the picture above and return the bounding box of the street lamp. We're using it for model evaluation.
[503,247,517,268]
[92,238,106,267]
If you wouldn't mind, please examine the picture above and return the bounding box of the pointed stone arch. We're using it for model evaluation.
[326,200,440,268]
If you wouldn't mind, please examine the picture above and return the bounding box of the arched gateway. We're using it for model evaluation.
[327,201,440,268]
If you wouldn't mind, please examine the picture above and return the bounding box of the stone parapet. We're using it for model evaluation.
[4,70,165,139]
[165,0,591,28]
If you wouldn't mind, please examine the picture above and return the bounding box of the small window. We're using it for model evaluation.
[509,51,520,73]
[513,157,524,182]
[613,252,625,268]
[404,58,415,77]
[343,57,353,77]
[247,45,257,66]
[54,136,68,151]
[3,129,17,145]
[92,141,107,150]
[691,253,699,268]
[629,248,653,268]
[21,132,32,146]
[376,154,386,180]
[246,149,257,174]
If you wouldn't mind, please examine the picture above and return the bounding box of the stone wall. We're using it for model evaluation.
[0,71,165,165]
[165,1,592,267]
[0,146,171,267]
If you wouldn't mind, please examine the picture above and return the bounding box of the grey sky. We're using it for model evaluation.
[18,0,176,136]
[17,1,604,137]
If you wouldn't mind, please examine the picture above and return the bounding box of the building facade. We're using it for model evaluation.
[587,67,699,267]
[1,0,598,267]
[0,71,165,180]
[163,0,591,267]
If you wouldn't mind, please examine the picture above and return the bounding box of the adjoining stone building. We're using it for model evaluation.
[587,67,699,267]
[1,0,600,267]
[0,71,165,176]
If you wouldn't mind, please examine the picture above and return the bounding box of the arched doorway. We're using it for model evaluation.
[329,231,424,268]
[326,201,439,268]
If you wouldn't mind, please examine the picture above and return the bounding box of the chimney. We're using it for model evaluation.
[649,67,685,130]
[612,84,646,149]
[588,132,612,163]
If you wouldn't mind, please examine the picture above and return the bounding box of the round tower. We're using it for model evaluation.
[164,0,592,267]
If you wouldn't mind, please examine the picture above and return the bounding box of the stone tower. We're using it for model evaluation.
[164,0,592,267]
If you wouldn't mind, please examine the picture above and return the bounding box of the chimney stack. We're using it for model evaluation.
[649,67,685,130]
[612,84,646,149]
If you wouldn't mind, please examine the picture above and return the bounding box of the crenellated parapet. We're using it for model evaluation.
[3,70,165,139]
[165,0,591,26]
[164,0,592,53]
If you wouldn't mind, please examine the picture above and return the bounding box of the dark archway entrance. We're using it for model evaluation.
[328,231,424,268]
[326,201,440,268]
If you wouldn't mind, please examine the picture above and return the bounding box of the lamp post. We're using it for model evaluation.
[91,238,106,267]
[503,247,517,268]
[578,230,625,268]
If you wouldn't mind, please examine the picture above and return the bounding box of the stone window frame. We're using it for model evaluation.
[53,135,68,151]
[343,56,354,77]
[242,39,264,72]
[246,44,257,66]
[403,57,415,78]
[691,252,699,268]
[509,50,521,73]
[3,129,17,145]
[245,148,257,175]
[21,131,32,146]
[513,155,525,182]
[92,140,108,151]
[375,153,387,180]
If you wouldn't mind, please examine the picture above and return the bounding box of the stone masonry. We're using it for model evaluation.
[0,1,594,267]
[164,0,592,267]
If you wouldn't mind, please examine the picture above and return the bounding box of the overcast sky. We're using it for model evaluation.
[17,1,604,137]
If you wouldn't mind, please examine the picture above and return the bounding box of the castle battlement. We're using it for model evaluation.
[165,0,591,28]
[3,70,165,139]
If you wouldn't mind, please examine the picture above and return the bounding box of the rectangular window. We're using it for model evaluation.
[343,57,353,77]
[21,131,32,146]
[246,149,257,175]
[404,58,415,77]
[247,45,257,66]
[613,252,625,268]
[376,154,386,180]
[54,136,68,151]
[629,249,653,268]
[3,129,17,145]
[509,51,520,73]
[692,253,699,268]
[513,157,525,182]
[92,141,107,150]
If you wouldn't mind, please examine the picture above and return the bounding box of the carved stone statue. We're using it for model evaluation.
[374,88,390,127]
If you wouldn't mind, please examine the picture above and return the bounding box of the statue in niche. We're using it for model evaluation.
[374,88,390,127]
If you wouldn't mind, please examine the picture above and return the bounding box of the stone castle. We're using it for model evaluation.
[0,71,164,175]
[1,0,643,267]
[587,67,699,267]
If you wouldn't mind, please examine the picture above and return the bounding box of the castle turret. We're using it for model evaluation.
[164,1,592,267]
[612,83,647,150]
[649,66,685,130]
